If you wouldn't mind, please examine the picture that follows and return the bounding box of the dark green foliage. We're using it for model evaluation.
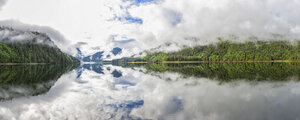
[134,41,300,62]
[140,63,300,82]
[112,57,136,65]
[0,43,18,63]
[0,64,79,100]
[0,64,78,85]
[0,43,79,63]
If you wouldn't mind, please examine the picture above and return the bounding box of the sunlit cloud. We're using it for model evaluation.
[0,0,299,57]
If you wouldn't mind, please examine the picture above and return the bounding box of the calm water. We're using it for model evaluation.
[0,63,299,120]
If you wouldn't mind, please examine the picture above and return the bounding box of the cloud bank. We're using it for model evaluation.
[0,0,6,9]
[0,20,75,54]
[126,0,300,51]
[0,0,299,57]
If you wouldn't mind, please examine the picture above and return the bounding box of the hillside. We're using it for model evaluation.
[125,63,300,81]
[113,40,300,63]
[0,27,79,63]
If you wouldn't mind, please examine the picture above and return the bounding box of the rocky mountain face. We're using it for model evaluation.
[76,47,122,62]
[112,47,122,55]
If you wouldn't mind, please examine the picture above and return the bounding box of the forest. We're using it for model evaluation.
[0,26,79,64]
[0,64,78,100]
[117,62,300,82]
[0,43,79,63]
[126,40,300,62]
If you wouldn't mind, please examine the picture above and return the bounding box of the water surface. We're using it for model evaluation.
[0,63,299,120]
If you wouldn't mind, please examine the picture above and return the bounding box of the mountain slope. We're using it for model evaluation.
[0,27,79,63]
[113,40,300,63]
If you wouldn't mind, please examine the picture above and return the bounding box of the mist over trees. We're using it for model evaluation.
[0,27,79,63]
[0,43,78,63]
[132,40,300,62]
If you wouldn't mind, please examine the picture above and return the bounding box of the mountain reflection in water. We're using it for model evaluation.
[0,64,78,101]
[0,63,299,120]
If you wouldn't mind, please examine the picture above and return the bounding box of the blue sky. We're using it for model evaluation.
[114,0,157,24]
[125,0,155,5]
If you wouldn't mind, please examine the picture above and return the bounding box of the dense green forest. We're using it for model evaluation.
[0,26,79,63]
[110,40,300,81]
[119,63,300,82]
[118,41,300,63]
[0,43,79,63]
[0,64,78,100]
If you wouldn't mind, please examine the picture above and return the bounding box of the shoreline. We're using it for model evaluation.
[128,60,300,64]
[0,63,79,66]
[0,63,51,66]
[2,60,299,65]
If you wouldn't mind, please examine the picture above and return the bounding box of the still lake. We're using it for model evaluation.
[0,63,299,120]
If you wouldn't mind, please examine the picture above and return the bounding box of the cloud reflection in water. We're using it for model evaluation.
[0,64,299,120]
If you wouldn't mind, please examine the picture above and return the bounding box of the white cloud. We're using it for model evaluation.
[0,0,299,57]
[0,0,6,9]
[0,20,75,54]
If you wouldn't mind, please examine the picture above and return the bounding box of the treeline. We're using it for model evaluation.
[111,57,136,66]
[0,64,78,85]
[133,41,300,62]
[0,64,78,100]
[0,43,79,63]
[141,63,300,82]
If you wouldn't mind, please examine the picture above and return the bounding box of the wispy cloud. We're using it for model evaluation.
[0,20,75,55]
[0,0,299,57]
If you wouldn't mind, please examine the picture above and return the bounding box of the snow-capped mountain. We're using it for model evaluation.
[76,47,122,62]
